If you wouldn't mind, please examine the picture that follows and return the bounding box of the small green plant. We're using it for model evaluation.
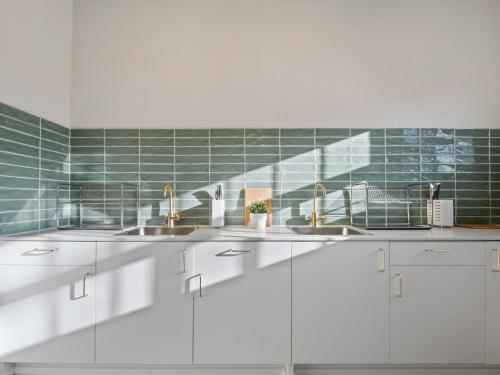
[249,199,268,214]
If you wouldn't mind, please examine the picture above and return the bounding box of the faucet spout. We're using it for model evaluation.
[163,184,180,228]
[311,183,327,228]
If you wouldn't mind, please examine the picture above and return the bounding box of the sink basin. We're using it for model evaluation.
[116,226,197,236]
[289,225,370,236]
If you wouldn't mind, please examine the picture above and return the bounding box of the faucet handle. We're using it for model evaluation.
[169,212,181,221]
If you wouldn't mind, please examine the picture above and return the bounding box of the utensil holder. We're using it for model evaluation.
[427,199,454,227]
[211,199,225,227]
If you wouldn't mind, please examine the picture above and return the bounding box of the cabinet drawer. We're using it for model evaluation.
[0,241,95,265]
[194,241,291,269]
[390,241,485,266]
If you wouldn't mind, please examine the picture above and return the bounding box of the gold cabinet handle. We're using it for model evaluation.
[188,273,203,298]
[492,249,500,272]
[182,249,187,273]
[23,248,59,255]
[395,273,403,298]
[215,249,254,257]
[425,248,451,253]
[377,249,386,272]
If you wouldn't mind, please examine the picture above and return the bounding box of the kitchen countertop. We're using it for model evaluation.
[3,226,500,242]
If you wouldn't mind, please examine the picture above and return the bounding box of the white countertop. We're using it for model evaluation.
[3,226,500,242]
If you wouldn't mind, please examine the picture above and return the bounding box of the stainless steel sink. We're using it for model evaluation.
[116,226,197,236]
[289,225,370,236]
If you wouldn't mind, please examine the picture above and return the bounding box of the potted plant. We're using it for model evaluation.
[249,199,268,230]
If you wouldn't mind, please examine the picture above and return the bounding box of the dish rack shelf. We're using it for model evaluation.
[349,182,434,229]
[56,183,139,230]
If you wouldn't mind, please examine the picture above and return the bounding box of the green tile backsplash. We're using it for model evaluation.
[0,103,70,235]
[1,102,500,234]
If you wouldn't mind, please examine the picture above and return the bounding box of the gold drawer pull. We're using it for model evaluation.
[188,273,203,298]
[216,249,254,257]
[492,250,500,272]
[23,248,59,256]
[395,273,403,298]
[425,248,451,253]
[182,249,187,273]
[377,249,386,272]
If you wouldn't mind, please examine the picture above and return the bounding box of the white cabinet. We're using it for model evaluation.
[486,243,500,364]
[0,264,96,363]
[390,241,486,364]
[292,241,389,364]
[95,242,194,364]
[192,242,291,364]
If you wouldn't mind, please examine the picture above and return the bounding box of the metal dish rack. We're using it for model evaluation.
[349,182,433,229]
[56,183,139,230]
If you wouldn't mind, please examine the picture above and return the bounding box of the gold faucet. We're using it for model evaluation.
[163,184,180,228]
[311,183,327,228]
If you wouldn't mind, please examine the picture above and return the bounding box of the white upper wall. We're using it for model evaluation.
[0,0,73,127]
[74,0,499,128]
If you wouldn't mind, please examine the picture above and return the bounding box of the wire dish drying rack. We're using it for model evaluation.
[349,182,434,229]
[56,183,139,230]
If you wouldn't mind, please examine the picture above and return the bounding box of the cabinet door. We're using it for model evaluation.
[96,242,193,364]
[487,245,500,363]
[0,265,95,363]
[193,242,291,364]
[390,266,485,364]
[292,241,389,364]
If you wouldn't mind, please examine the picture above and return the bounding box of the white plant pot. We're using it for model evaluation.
[250,213,267,230]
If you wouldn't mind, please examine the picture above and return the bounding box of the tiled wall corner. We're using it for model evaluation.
[0,103,70,235]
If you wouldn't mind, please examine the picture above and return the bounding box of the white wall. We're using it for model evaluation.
[72,0,500,128]
[0,0,73,127]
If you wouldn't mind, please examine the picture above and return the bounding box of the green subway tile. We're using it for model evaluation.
[457,164,489,173]
[141,164,174,173]
[350,137,385,146]
[0,115,39,137]
[385,146,419,154]
[351,128,384,137]
[106,138,139,146]
[105,146,139,155]
[105,173,139,182]
[421,137,454,145]
[386,128,419,137]
[0,103,39,125]
[140,172,175,182]
[70,173,104,182]
[0,199,38,212]
[211,137,244,146]
[0,221,40,235]
[176,172,209,181]
[176,137,209,146]
[141,155,174,164]
[421,155,454,163]
[246,137,279,146]
[315,128,349,137]
[0,188,38,200]
[41,119,69,137]
[0,164,38,178]
[71,154,104,164]
[386,164,420,173]
[421,164,455,173]
[351,145,385,155]
[71,146,104,155]
[141,129,174,137]
[71,129,104,137]
[176,164,209,173]
[106,164,140,173]
[210,172,244,182]
[456,137,489,147]
[421,145,454,154]
[280,128,314,137]
[40,169,67,181]
[211,154,245,164]
[105,129,139,137]
[455,146,489,155]
[141,146,174,155]
[315,137,350,146]
[455,129,489,137]
[175,146,209,155]
[211,146,244,155]
[246,154,279,164]
[175,181,210,191]
[71,164,105,173]
[421,128,454,138]
[140,137,174,147]
[280,137,314,146]
[246,146,279,155]
[107,154,139,164]
[175,129,209,138]
[210,128,243,137]
[71,137,104,146]
[245,129,279,137]
[386,137,419,146]
[175,155,209,164]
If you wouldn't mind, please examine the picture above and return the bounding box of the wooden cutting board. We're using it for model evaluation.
[455,224,500,229]
[245,188,272,227]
